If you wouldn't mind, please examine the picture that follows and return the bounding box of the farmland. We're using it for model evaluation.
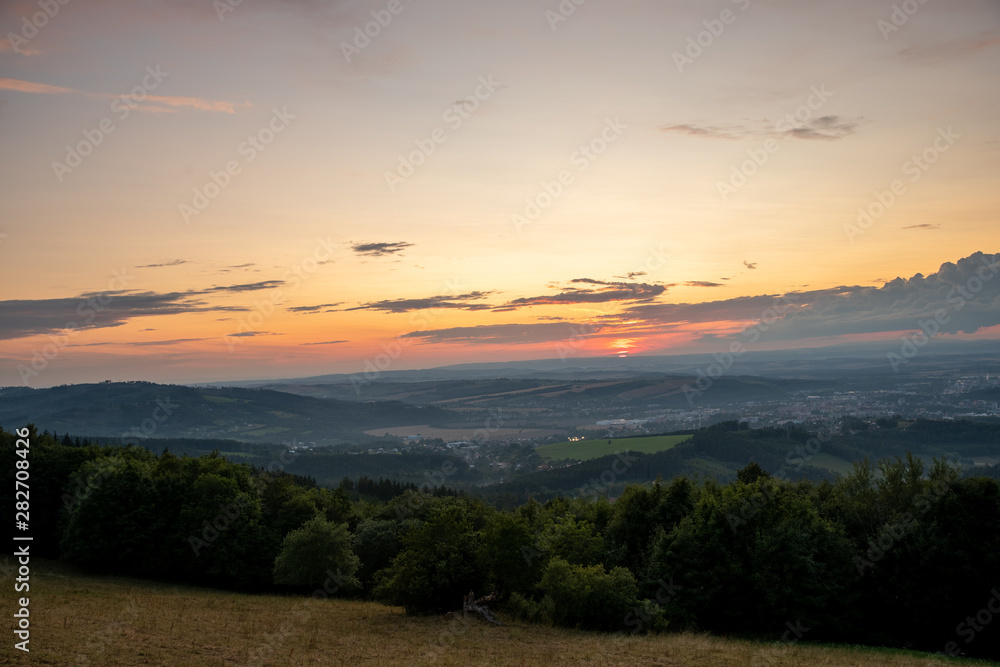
[536,434,692,461]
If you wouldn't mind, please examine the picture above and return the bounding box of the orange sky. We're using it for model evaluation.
[1,0,999,386]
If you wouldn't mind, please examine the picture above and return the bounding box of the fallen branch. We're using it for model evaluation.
[460,590,502,626]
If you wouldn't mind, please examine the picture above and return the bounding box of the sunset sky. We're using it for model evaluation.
[1,0,999,387]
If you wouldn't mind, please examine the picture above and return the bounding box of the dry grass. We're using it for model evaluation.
[3,560,995,666]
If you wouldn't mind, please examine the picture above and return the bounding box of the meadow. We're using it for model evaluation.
[536,434,692,461]
[4,559,991,667]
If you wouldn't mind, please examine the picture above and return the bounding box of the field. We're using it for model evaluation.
[362,424,562,441]
[4,560,991,666]
[536,434,692,461]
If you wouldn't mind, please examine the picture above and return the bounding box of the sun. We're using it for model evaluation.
[612,338,635,358]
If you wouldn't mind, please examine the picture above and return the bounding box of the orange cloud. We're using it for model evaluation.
[0,77,246,113]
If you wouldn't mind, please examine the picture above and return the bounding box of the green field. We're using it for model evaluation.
[537,434,691,461]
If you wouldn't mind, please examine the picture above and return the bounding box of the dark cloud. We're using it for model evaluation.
[204,280,284,293]
[756,252,1000,340]
[288,303,344,313]
[614,271,647,280]
[743,261,757,270]
[659,123,742,140]
[402,322,603,345]
[787,115,861,141]
[228,331,278,338]
[300,340,349,345]
[136,260,188,268]
[500,280,666,308]
[345,291,495,313]
[685,281,724,288]
[0,291,247,341]
[661,116,862,142]
[903,224,941,230]
[76,338,208,347]
[615,252,1000,342]
[352,241,414,257]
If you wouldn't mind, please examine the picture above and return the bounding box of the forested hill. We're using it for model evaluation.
[0,381,455,444]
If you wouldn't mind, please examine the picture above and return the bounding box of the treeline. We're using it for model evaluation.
[3,424,999,660]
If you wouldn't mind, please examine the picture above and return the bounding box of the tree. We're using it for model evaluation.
[273,515,360,593]
[373,501,485,614]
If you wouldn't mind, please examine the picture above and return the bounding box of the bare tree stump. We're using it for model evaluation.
[460,590,502,625]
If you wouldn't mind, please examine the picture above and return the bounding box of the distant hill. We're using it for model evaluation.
[0,381,457,445]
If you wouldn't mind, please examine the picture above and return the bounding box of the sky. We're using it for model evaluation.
[1,0,999,387]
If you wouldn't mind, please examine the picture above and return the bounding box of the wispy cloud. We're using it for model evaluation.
[352,241,414,257]
[499,279,666,308]
[300,340,349,345]
[204,280,285,293]
[661,115,862,142]
[903,223,941,230]
[0,77,247,114]
[684,281,724,288]
[345,291,495,313]
[0,37,41,56]
[136,259,188,268]
[288,303,344,313]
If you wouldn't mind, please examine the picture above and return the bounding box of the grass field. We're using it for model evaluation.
[536,434,692,461]
[4,560,992,666]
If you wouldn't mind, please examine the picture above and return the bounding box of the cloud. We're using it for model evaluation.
[352,241,414,257]
[76,338,208,347]
[288,303,344,313]
[787,115,861,141]
[754,252,1000,340]
[614,271,648,280]
[899,32,1000,64]
[903,224,941,230]
[345,291,495,313]
[659,123,743,140]
[204,280,284,293]
[743,261,757,270]
[0,77,247,114]
[300,340,349,345]
[0,290,248,341]
[661,115,862,142]
[137,260,188,268]
[0,37,41,56]
[500,280,666,308]
[685,281,724,288]
[228,331,279,338]
[401,322,602,346]
[616,252,1000,342]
